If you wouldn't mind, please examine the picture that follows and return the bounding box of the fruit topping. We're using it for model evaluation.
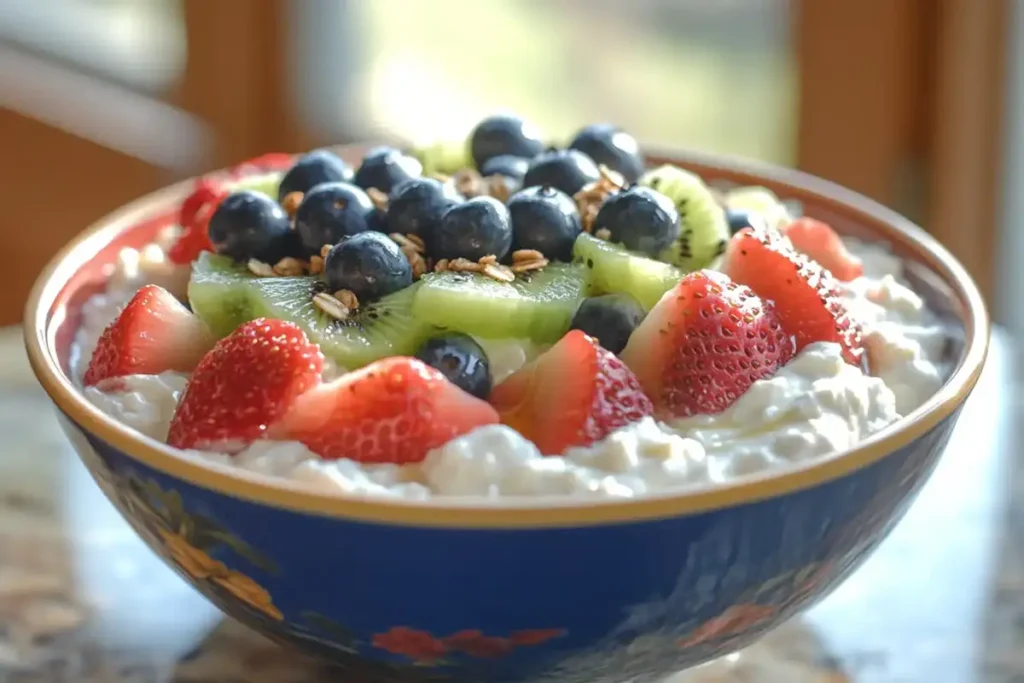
[620,271,795,418]
[507,186,582,262]
[413,138,473,177]
[167,319,323,451]
[725,208,768,235]
[470,114,546,169]
[639,165,729,271]
[207,190,293,264]
[489,330,653,454]
[592,185,679,258]
[568,123,645,184]
[277,149,354,202]
[572,233,683,311]
[725,186,793,229]
[353,146,423,194]
[522,149,601,197]
[169,179,224,265]
[431,196,513,262]
[415,333,492,399]
[479,154,530,184]
[569,293,645,355]
[188,253,435,368]
[722,227,863,364]
[782,217,864,281]
[83,285,215,386]
[386,177,461,241]
[269,357,499,464]
[412,263,585,343]
[294,182,376,256]
[323,231,413,303]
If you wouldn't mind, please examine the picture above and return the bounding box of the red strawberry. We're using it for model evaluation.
[489,330,653,455]
[722,227,863,365]
[167,319,323,452]
[783,218,864,281]
[620,271,795,418]
[269,357,499,464]
[84,285,215,386]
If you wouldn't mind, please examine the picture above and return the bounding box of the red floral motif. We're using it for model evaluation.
[372,627,446,665]
[442,630,513,658]
[677,603,777,648]
[508,628,567,646]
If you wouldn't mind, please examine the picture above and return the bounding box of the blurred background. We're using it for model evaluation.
[0,0,1013,332]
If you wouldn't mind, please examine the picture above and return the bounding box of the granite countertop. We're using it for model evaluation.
[0,325,1019,683]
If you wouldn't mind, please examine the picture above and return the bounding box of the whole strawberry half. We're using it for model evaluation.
[167,319,323,452]
[620,270,795,419]
[269,357,500,464]
[84,285,215,387]
[489,330,653,455]
[783,217,864,282]
[722,227,863,364]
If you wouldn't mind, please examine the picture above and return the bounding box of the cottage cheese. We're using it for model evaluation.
[70,222,953,501]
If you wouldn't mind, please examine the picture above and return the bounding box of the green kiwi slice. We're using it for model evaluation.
[572,233,684,311]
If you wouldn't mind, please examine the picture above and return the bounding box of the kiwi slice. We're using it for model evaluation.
[189,253,436,369]
[411,263,585,342]
[226,171,283,199]
[724,186,794,230]
[412,139,473,177]
[639,164,730,271]
[572,233,683,311]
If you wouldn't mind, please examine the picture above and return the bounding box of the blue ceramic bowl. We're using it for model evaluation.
[25,147,988,683]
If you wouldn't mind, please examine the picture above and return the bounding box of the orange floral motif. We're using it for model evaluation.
[677,603,777,648]
[373,627,447,665]
[508,628,567,646]
[442,630,513,658]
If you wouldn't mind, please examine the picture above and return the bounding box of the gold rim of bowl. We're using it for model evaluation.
[23,146,990,528]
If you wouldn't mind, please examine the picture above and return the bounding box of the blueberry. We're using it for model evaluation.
[569,294,645,355]
[353,147,422,194]
[277,150,354,202]
[569,123,645,183]
[507,186,582,261]
[593,186,679,257]
[323,232,412,302]
[432,196,512,262]
[522,149,600,197]
[479,154,530,183]
[415,333,491,399]
[470,115,546,169]
[207,190,292,263]
[725,208,768,235]
[294,182,375,256]
[386,178,462,240]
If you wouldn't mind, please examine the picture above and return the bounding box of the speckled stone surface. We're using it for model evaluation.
[0,325,1017,682]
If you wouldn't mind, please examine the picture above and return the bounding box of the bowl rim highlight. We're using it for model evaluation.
[23,146,989,529]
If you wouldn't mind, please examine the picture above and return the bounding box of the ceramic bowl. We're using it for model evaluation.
[24,147,988,683]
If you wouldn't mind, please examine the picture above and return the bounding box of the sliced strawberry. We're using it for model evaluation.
[722,228,863,365]
[167,319,323,452]
[84,285,215,386]
[620,271,795,418]
[783,217,864,281]
[269,357,499,464]
[489,330,653,455]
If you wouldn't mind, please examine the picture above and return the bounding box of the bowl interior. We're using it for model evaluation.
[22,146,990,526]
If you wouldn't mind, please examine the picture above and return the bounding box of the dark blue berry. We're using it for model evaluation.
[569,294,645,355]
[507,186,582,261]
[277,150,354,202]
[725,208,768,235]
[522,149,600,197]
[323,232,412,302]
[479,155,529,183]
[415,333,491,399]
[593,186,679,257]
[386,178,462,240]
[569,124,645,183]
[353,147,422,194]
[432,196,512,262]
[294,182,375,256]
[470,115,545,169]
[207,190,292,263]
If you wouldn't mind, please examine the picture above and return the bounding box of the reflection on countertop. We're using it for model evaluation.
[0,326,1019,683]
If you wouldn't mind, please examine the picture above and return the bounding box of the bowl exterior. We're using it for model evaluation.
[56,404,960,683]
